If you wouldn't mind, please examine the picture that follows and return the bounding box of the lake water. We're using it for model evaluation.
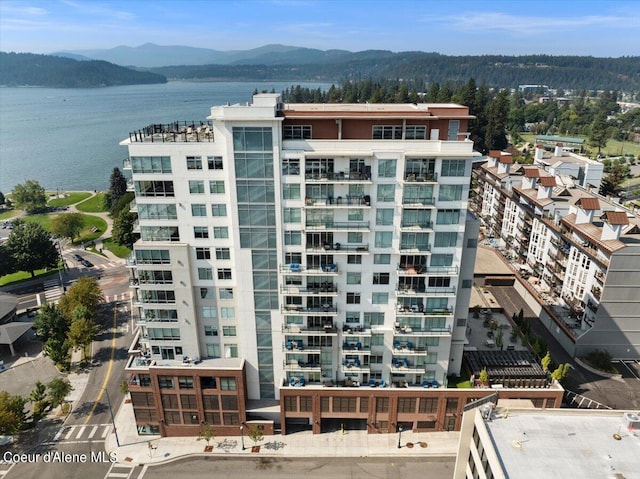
[0,81,328,192]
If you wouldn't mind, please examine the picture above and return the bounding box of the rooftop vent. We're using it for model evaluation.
[622,412,640,431]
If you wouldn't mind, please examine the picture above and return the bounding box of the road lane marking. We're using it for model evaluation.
[102,425,111,438]
[53,427,65,441]
[75,425,86,439]
[89,425,99,438]
[64,427,74,440]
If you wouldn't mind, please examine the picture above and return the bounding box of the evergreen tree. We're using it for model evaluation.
[112,209,137,247]
[484,89,510,152]
[108,167,127,209]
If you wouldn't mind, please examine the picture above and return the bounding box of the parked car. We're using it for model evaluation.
[81,259,93,268]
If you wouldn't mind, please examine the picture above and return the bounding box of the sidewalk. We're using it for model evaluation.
[104,398,459,465]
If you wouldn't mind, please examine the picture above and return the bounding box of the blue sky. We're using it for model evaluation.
[1,0,639,56]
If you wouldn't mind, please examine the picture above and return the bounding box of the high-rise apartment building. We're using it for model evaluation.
[121,94,562,437]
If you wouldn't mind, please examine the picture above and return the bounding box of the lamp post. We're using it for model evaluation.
[240,425,245,450]
[103,387,120,447]
[397,425,403,449]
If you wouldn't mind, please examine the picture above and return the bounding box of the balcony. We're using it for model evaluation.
[391,359,424,373]
[305,221,370,231]
[122,158,131,170]
[280,263,339,275]
[399,244,431,253]
[129,199,138,213]
[396,304,453,316]
[284,360,321,372]
[128,121,214,143]
[396,285,456,296]
[392,340,427,355]
[341,341,371,354]
[404,172,438,183]
[342,324,372,336]
[304,171,371,182]
[284,340,321,354]
[283,322,338,335]
[305,195,371,207]
[591,286,602,301]
[305,242,369,253]
[126,179,134,192]
[402,197,436,206]
[125,254,137,267]
[282,305,338,315]
[594,270,606,284]
[400,220,433,231]
[341,358,370,373]
[280,284,338,295]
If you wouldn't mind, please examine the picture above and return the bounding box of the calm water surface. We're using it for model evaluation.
[0,81,327,192]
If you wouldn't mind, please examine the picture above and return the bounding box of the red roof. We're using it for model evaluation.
[603,211,629,225]
[489,150,502,159]
[539,176,557,187]
[499,155,514,164]
[523,167,542,178]
[577,197,600,211]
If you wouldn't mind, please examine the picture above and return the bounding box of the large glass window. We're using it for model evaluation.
[283,208,301,223]
[377,159,397,178]
[283,125,311,139]
[438,185,463,201]
[233,127,273,151]
[401,232,430,251]
[135,180,174,197]
[377,184,395,202]
[284,231,301,245]
[213,227,229,239]
[376,209,394,225]
[186,156,202,170]
[191,204,207,216]
[138,204,177,220]
[375,231,392,248]
[236,180,275,203]
[135,249,170,264]
[406,126,427,139]
[211,204,227,216]
[447,120,460,141]
[131,156,171,173]
[441,159,466,177]
[209,181,225,194]
[283,184,301,200]
[434,232,459,247]
[141,226,179,242]
[437,209,460,224]
[372,125,402,139]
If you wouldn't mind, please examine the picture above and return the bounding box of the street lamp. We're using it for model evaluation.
[397,425,403,449]
[102,387,120,447]
[240,425,245,450]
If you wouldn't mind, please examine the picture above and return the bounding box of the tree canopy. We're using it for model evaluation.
[51,212,84,241]
[108,167,128,210]
[4,220,59,277]
[11,179,47,214]
[58,276,104,319]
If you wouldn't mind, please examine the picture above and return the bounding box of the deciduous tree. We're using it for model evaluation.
[47,378,73,409]
[112,209,136,247]
[51,212,84,241]
[5,220,59,277]
[0,391,27,435]
[58,276,103,319]
[11,179,47,213]
[68,306,98,361]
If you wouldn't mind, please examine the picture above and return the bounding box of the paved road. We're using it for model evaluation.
[488,285,640,410]
[138,456,456,479]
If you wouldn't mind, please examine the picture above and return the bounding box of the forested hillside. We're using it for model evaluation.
[149,53,640,92]
[0,52,166,87]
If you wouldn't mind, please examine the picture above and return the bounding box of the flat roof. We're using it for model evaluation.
[484,409,639,479]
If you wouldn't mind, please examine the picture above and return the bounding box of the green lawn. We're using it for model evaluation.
[76,193,108,213]
[448,371,473,389]
[0,267,59,286]
[0,209,20,220]
[48,192,92,207]
[520,133,640,160]
[22,213,58,231]
[74,215,108,244]
[102,237,131,258]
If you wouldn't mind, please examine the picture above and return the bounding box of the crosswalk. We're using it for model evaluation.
[104,462,141,479]
[45,423,113,445]
[43,278,63,304]
[104,292,129,303]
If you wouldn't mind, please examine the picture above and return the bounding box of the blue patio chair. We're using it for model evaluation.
[298,360,305,368]
[403,359,410,368]
[394,342,401,350]
[379,380,386,388]
[422,379,431,388]
[406,341,413,350]
[297,340,304,350]
[290,263,301,272]
[355,342,362,350]
[432,380,439,388]
[299,377,306,386]
[354,358,361,367]
[369,379,376,387]
[286,341,293,350]
[289,377,296,386]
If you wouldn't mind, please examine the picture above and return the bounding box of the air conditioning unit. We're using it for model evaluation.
[623,412,640,431]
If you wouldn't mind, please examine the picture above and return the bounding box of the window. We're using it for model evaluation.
[441,159,466,177]
[467,238,477,248]
[189,180,205,194]
[138,270,173,284]
[217,269,232,280]
[143,309,177,322]
[219,288,234,300]
[284,231,301,245]
[283,184,301,200]
[194,226,209,239]
[148,327,180,340]
[347,292,361,304]
[220,378,237,391]
[347,232,363,243]
[462,279,472,288]
[283,125,311,139]
[222,326,236,336]
[431,254,453,266]
[204,325,218,336]
[376,397,389,412]
[213,227,229,239]
[437,209,460,224]
[207,156,223,170]
[406,125,427,139]
[398,398,416,413]
[374,231,392,248]
[347,272,361,285]
[348,209,363,221]
[187,156,202,170]
[158,376,174,389]
[141,226,180,242]
[195,248,211,261]
[140,290,175,304]
[376,209,394,225]
[372,292,388,304]
[131,156,171,173]
[401,232,430,251]
[191,204,207,216]
[135,180,175,197]
[372,125,402,139]
[282,158,300,175]
[364,312,384,326]
[438,184,463,201]
[211,204,227,216]
[378,159,397,178]
[198,268,213,280]
[447,120,460,141]
[138,204,177,220]
[374,254,391,264]
[200,287,214,299]
[284,208,301,223]
[419,397,438,413]
[135,249,170,264]
[434,232,459,247]
[377,184,395,202]
[347,255,361,264]
[373,273,390,285]
[220,307,235,319]
[333,397,356,413]
[178,377,194,390]
[346,312,360,323]
[206,181,224,195]
[215,248,230,260]
[225,344,238,358]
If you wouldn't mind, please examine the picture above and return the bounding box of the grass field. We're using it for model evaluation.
[0,267,59,286]
[519,134,640,159]
[22,213,58,230]
[74,215,108,244]
[102,237,131,258]
[48,192,92,207]
[0,209,20,220]
[76,193,108,213]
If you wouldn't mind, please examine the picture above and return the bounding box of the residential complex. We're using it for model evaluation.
[471,145,640,359]
[121,94,563,437]
[454,402,640,479]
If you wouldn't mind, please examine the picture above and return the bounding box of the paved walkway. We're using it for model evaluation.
[104,399,459,464]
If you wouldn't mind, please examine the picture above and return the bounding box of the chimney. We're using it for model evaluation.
[497,155,513,175]
[523,167,541,190]
[488,150,501,168]
[534,144,545,163]
[554,142,564,157]
[537,176,556,200]
[575,197,600,224]
[601,211,629,241]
